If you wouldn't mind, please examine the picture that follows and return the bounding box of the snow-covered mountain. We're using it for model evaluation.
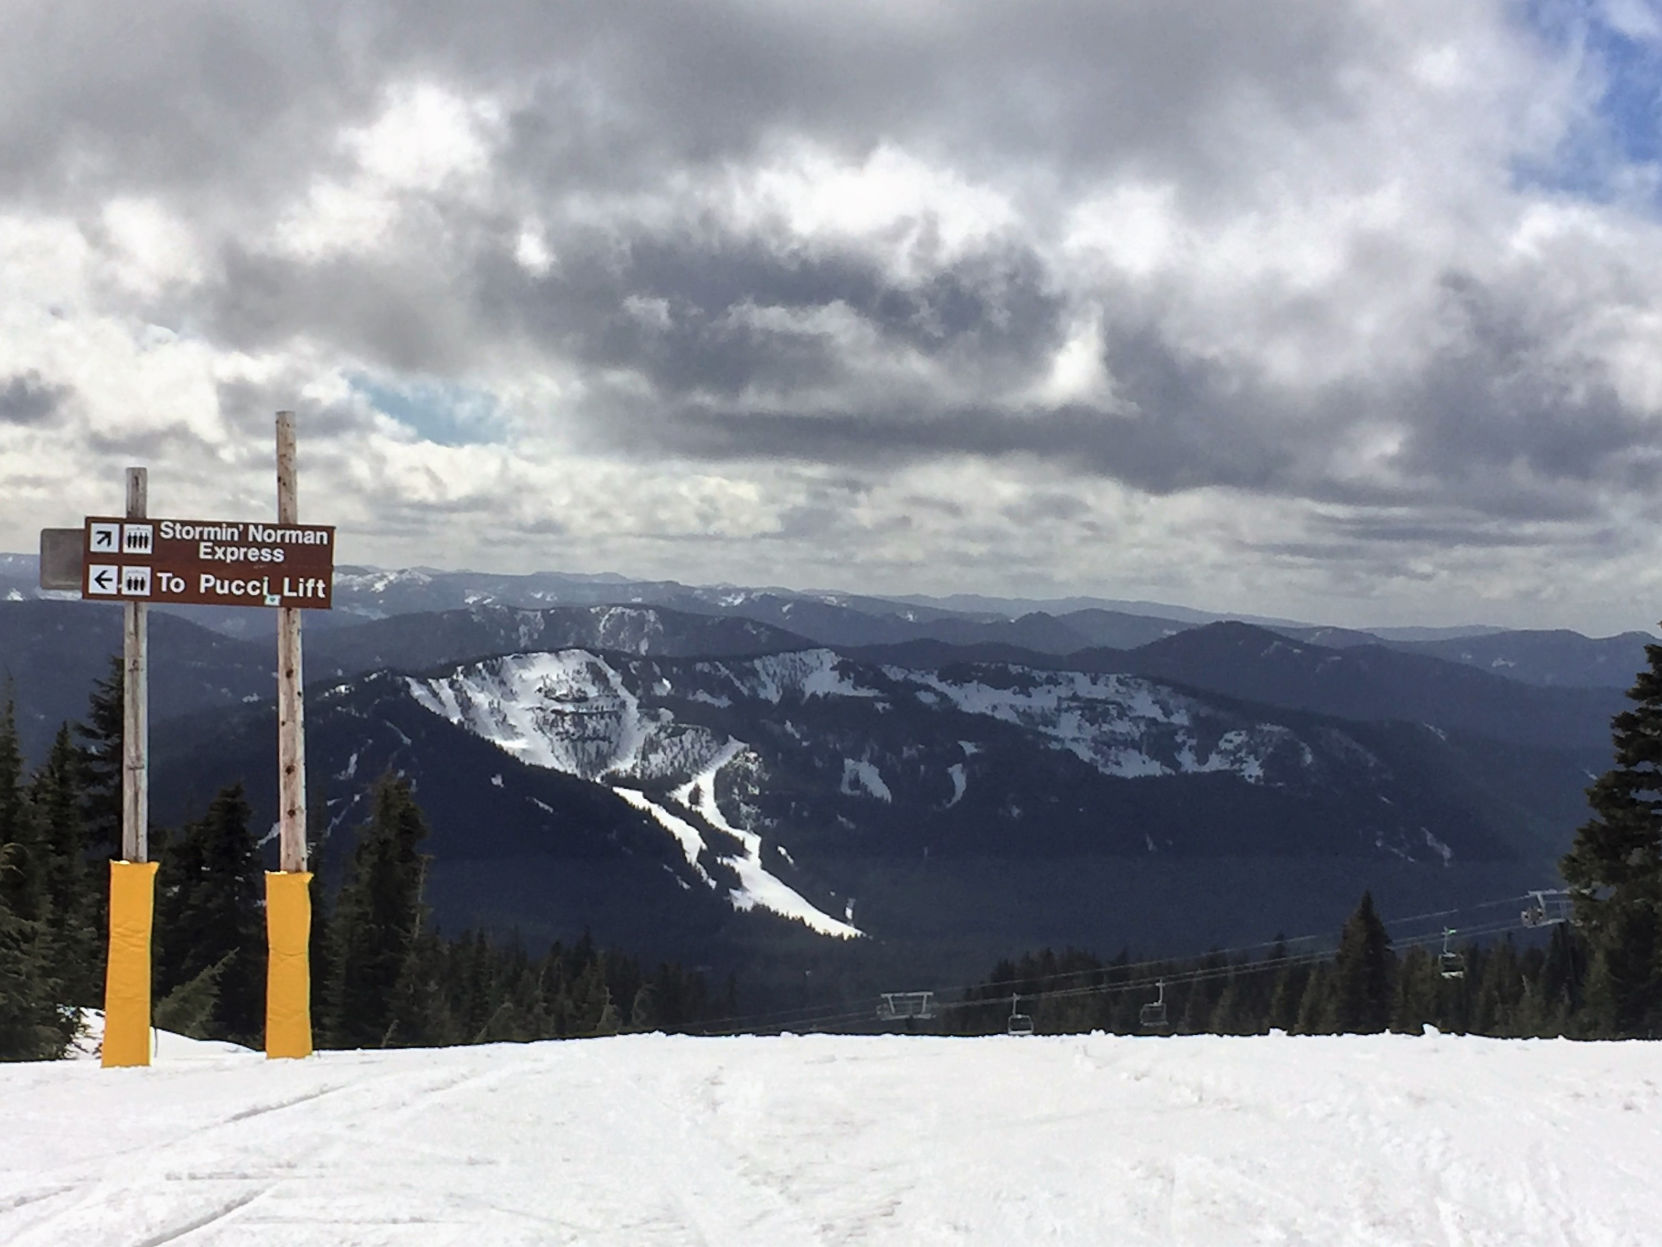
[142,638,1591,982]
[405,648,1347,799]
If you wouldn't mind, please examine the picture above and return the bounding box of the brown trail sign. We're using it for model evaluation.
[43,413,328,1067]
[80,515,336,608]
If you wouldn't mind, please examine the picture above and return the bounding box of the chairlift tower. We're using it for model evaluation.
[1439,928,1466,980]
[1139,978,1169,1030]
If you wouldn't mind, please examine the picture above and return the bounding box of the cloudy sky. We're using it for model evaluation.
[4,0,1662,632]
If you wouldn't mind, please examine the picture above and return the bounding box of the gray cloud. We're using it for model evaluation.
[0,372,71,426]
[3,0,1661,631]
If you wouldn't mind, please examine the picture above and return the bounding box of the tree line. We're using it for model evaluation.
[957,626,1662,1041]
[950,892,1591,1038]
[9,618,1662,1056]
[0,659,720,1061]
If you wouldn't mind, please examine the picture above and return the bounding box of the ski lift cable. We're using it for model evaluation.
[922,891,1557,1005]
[698,907,1533,1036]
[685,894,1560,1036]
[932,914,1537,1014]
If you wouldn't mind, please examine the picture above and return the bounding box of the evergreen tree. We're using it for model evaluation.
[1561,633,1662,1036]
[74,657,124,862]
[386,929,449,1046]
[28,725,98,1005]
[1266,960,1308,1033]
[1294,963,1333,1034]
[629,982,658,1032]
[1331,891,1394,1034]
[306,826,337,1045]
[1471,937,1522,1036]
[153,955,233,1040]
[59,657,127,1000]
[0,692,25,856]
[0,888,75,1060]
[0,697,47,923]
[1391,947,1440,1034]
[328,774,431,1047]
[155,785,266,1042]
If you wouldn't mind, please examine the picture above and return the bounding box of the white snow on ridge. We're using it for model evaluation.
[705,648,878,704]
[407,652,724,784]
[407,656,858,939]
[7,1032,1660,1245]
[408,652,646,778]
[893,666,1291,784]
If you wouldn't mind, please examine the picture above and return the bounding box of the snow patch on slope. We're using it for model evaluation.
[705,649,878,704]
[840,759,893,802]
[892,666,1296,785]
[407,652,725,783]
[945,763,967,807]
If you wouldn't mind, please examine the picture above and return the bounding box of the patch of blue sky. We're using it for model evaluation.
[1511,0,1662,201]
[349,372,506,446]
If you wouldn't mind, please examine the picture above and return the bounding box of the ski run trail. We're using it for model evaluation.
[2,1028,1659,1245]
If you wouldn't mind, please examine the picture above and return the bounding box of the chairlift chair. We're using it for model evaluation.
[1521,889,1570,928]
[1007,993,1035,1036]
[1139,978,1169,1030]
[1438,928,1465,980]
[876,991,937,1023]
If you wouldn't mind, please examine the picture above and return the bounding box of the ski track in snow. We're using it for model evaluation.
[4,1032,1661,1245]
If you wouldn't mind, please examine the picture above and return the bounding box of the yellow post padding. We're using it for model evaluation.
[265,872,314,1059]
[102,860,159,1068]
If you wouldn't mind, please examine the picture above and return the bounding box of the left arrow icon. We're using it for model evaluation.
[86,564,120,596]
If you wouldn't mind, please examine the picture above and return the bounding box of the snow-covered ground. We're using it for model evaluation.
[3,1029,1659,1245]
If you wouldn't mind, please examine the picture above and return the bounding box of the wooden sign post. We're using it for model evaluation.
[101,467,159,1068]
[57,413,333,1065]
[266,411,314,1059]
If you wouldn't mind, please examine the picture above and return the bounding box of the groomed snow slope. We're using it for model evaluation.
[4,1032,1659,1245]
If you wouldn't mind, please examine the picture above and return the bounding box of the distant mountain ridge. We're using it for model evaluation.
[3,552,1652,687]
[1070,622,1624,752]
[140,635,1597,984]
[1,555,1626,986]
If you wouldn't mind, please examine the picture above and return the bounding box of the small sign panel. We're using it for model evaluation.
[39,528,86,590]
[89,522,120,554]
[80,516,336,609]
